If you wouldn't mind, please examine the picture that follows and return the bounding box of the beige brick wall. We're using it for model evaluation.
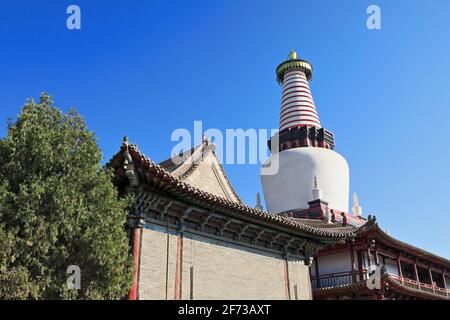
[287,258,313,300]
[139,226,178,300]
[182,233,287,300]
[138,226,312,300]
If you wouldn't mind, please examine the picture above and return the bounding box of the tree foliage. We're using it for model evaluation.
[0,94,132,299]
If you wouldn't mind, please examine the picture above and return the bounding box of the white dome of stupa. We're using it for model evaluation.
[261,147,349,213]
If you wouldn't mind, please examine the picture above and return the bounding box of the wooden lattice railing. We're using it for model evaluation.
[389,274,449,297]
[311,271,354,289]
[312,271,449,297]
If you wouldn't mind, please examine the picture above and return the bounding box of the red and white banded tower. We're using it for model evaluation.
[271,50,334,151]
[279,51,320,130]
[261,50,350,214]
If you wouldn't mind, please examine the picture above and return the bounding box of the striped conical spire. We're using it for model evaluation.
[276,50,320,131]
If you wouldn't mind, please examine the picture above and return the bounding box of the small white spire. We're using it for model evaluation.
[255,192,263,210]
[312,176,322,200]
[352,192,363,217]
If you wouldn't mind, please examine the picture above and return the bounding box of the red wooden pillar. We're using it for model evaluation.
[413,263,420,285]
[377,291,384,300]
[128,227,142,300]
[357,250,364,281]
[350,244,356,283]
[308,263,313,283]
[374,249,379,265]
[443,273,448,297]
[428,268,435,293]
[396,258,404,284]
[367,248,372,267]
[314,256,320,288]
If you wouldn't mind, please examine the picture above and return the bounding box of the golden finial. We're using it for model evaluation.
[288,49,297,60]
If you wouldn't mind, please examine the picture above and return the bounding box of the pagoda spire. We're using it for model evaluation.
[276,50,320,130]
[269,50,335,152]
[262,51,350,215]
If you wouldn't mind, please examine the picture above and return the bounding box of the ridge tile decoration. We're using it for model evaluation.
[108,140,359,241]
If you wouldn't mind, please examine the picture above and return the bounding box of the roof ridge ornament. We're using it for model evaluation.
[202,134,211,144]
[122,139,139,187]
[324,207,332,224]
[367,215,377,225]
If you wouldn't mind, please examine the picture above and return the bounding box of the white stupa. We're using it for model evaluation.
[260,50,350,214]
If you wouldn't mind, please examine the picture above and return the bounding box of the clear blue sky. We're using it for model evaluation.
[1,1,449,258]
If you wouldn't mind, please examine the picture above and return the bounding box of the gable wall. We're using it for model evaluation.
[183,153,239,202]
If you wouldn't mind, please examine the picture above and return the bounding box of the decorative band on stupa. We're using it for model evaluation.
[269,50,335,152]
[277,50,320,130]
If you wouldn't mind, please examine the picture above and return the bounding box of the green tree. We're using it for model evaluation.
[0,93,133,299]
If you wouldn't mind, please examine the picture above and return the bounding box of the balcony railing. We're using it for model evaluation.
[389,274,449,297]
[312,271,449,298]
[311,271,354,289]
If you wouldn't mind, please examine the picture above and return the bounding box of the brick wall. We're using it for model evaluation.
[138,225,312,300]
[139,226,178,299]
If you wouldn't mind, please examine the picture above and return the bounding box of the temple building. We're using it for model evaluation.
[312,216,450,300]
[108,51,449,300]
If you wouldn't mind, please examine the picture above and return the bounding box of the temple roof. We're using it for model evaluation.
[107,139,359,240]
[158,139,241,203]
[356,219,450,268]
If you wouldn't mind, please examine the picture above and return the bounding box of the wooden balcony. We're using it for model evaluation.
[311,271,355,289]
[389,274,449,297]
[311,271,449,298]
